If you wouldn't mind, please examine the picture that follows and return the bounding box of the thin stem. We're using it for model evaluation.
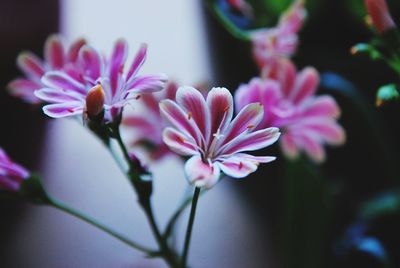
[181,187,201,267]
[142,200,180,267]
[109,142,128,173]
[49,197,153,253]
[113,127,132,168]
[111,125,179,267]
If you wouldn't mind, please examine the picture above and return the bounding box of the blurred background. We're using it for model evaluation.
[1,0,400,267]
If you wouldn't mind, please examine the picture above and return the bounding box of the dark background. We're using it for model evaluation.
[0,0,58,266]
[203,0,400,267]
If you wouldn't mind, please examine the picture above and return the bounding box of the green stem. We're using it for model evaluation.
[110,124,179,267]
[181,187,201,267]
[109,142,128,173]
[113,127,133,170]
[49,197,153,253]
[142,200,180,267]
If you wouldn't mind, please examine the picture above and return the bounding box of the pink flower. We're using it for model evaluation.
[122,82,179,161]
[364,0,396,33]
[160,86,280,188]
[251,0,306,70]
[0,148,29,192]
[35,39,167,122]
[235,60,345,163]
[7,35,86,103]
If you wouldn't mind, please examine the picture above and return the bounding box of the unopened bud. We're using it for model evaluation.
[86,84,105,118]
[364,0,396,33]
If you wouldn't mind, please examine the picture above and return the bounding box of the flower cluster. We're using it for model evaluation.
[233,0,345,163]
[34,40,167,122]
[122,81,179,161]
[0,148,29,192]
[7,35,86,103]
[251,0,306,71]
[160,86,280,188]
[235,60,345,163]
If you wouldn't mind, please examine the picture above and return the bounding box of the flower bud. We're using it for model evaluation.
[365,0,396,33]
[86,84,105,118]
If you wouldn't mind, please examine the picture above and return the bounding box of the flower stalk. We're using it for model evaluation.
[181,187,201,267]
[49,196,153,254]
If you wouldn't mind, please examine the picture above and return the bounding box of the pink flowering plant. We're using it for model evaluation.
[2,33,280,267]
[6,0,387,266]
[7,35,86,104]
[235,60,345,162]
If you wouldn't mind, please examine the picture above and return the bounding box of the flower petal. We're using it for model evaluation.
[223,103,265,144]
[0,148,9,162]
[235,78,282,128]
[290,67,319,104]
[17,52,45,79]
[109,39,128,96]
[184,155,221,189]
[35,88,84,103]
[176,86,210,144]
[78,45,102,81]
[126,43,147,82]
[162,127,199,156]
[266,59,297,97]
[207,87,233,141]
[126,74,167,94]
[42,101,84,118]
[280,133,299,159]
[165,81,178,100]
[221,127,280,155]
[299,133,326,163]
[302,95,341,118]
[67,38,86,62]
[7,78,42,103]
[159,100,202,144]
[233,153,276,163]
[278,0,306,34]
[294,119,346,145]
[123,115,159,137]
[42,71,86,94]
[0,176,20,191]
[218,156,258,178]
[44,35,65,69]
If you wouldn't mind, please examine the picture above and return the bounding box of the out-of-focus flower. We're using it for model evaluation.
[35,39,167,122]
[235,60,345,163]
[7,35,86,103]
[160,86,280,189]
[0,148,29,192]
[251,0,306,70]
[364,0,396,33]
[122,82,178,161]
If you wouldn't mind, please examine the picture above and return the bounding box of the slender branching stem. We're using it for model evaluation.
[49,197,153,253]
[181,187,201,267]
